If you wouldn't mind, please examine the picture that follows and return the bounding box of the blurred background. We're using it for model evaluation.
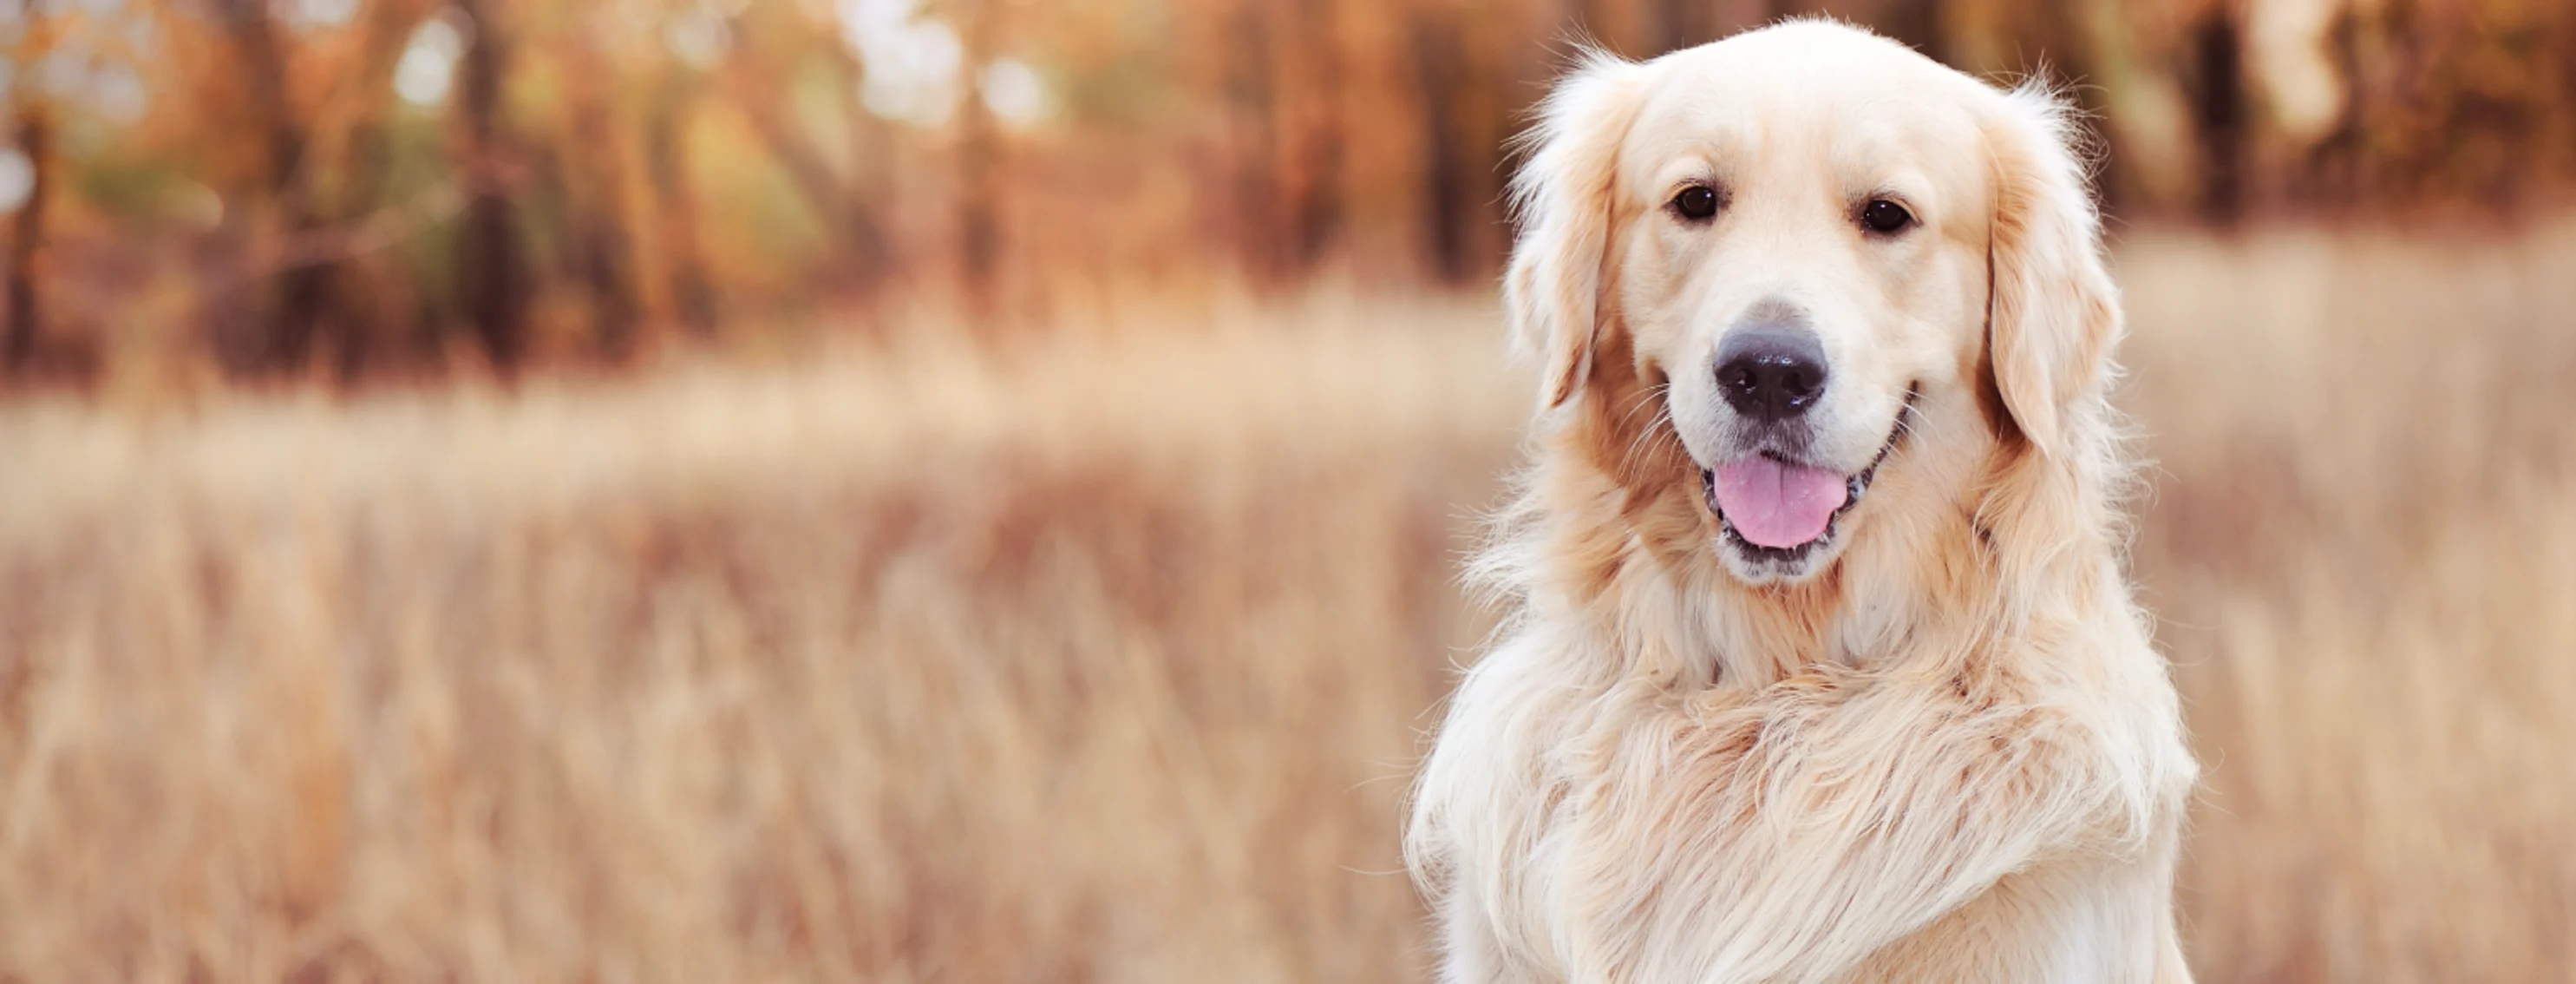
[2,0,2573,981]
[0,0,2569,379]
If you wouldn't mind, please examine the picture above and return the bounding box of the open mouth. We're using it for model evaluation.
[1697,386,1917,562]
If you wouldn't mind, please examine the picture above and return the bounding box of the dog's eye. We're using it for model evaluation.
[1670,186,1720,221]
[1860,198,1913,234]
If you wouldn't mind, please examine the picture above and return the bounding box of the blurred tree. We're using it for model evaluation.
[1873,0,1945,62]
[551,34,644,359]
[955,0,1000,302]
[1284,0,1346,272]
[3,111,42,376]
[642,69,718,337]
[722,5,894,294]
[454,0,528,373]
[1221,0,1285,280]
[324,0,437,378]
[1408,7,1474,283]
[0,0,2566,384]
[2,0,52,376]
[2184,4,2248,224]
[211,0,341,374]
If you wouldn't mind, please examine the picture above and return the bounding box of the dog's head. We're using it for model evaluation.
[1508,21,2118,587]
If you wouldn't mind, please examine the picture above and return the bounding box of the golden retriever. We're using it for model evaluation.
[1405,21,2199,983]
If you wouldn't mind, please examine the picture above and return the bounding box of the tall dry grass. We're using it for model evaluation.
[3,229,2573,982]
[2121,224,2576,981]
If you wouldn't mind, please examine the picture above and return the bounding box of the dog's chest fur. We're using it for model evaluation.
[1423,620,2183,984]
[1429,625,1769,976]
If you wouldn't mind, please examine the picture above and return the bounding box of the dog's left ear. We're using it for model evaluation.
[1507,52,1652,412]
[1982,84,2121,457]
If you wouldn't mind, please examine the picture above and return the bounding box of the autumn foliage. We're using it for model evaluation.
[1,0,2573,383]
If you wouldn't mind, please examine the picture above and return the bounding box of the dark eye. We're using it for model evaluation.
[1860,198,1913,234]
[1671,186,1720,221]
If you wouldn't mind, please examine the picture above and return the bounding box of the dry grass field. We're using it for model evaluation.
[3,226,2573,982]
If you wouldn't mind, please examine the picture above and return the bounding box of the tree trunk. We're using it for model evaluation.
[1225,0,1282,281]
[735,93,890,291]
[2186,8,2248,224]
[1653,0,1697,55]
[955,0,1001,306]
[720,11,892,294]
[644,78,718,337]
[327,0,435,380]
[1567,0,1617,51]
[1286,0,1344,272]
[0,0,39,377]
[560,44,640,360]
[1409,11,1473,284]
[3,109,45,376]
[216,0,338,375]
[1876,0,1945,63]
[454,0,527,374]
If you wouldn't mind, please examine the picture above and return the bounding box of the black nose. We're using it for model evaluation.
[1715,328,1828,421]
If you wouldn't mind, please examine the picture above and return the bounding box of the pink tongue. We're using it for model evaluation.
[1712,457,1848,548]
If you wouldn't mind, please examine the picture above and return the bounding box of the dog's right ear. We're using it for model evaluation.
[1506,52,1651,412]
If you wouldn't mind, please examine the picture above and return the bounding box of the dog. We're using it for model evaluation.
[1405,21,2199,984]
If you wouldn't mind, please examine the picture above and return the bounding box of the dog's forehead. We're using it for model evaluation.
[1655,22,1975,103]
[1626,28,1987,181]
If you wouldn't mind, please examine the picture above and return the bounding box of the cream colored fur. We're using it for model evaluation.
[1407,21,2199,984]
